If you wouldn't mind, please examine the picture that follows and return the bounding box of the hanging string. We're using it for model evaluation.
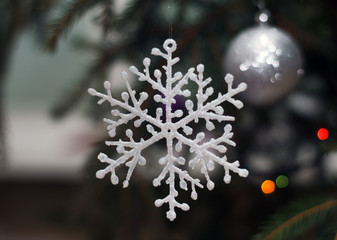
[168,0,173,39]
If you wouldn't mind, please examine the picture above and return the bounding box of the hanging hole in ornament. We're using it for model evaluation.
[163,39,177,52]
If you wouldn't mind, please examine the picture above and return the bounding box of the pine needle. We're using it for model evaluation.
[45,0,103,51]
[254,199,337,240]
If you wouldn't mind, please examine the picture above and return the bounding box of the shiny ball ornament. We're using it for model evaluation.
[224,14,304,106]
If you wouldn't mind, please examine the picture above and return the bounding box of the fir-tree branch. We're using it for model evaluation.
[99,0,114,36]
[45,0,104,52]
[113,0,143,30]
[254,199,337,240]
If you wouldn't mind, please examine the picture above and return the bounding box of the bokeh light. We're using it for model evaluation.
[276,175,288,188]
[261,180,275,194]
[317,128,329,140]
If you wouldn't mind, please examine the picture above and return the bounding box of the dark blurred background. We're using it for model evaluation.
[0,0,337,239]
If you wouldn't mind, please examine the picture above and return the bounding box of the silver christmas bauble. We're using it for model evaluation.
[224,24,304,106]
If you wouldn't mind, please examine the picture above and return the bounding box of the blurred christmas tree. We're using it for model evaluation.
[43,0,337,239]
[2,0,337,239]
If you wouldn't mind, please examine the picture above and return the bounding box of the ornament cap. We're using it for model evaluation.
[255,9,271,24]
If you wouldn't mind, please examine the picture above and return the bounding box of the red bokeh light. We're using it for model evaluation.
[317,128,329,140]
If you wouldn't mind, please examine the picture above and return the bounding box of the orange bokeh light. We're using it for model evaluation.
[261,180,275,194]
[317,128,329,140]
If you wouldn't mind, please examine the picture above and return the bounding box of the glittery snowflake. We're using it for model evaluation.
[88,39,248,221]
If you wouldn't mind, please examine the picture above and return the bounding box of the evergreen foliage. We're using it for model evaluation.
[253,198,337,240]
[45,0,113,52]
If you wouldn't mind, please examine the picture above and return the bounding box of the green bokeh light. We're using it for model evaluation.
[276,175,288,188]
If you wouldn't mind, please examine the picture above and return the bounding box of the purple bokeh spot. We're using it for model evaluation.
[160,95,187,122]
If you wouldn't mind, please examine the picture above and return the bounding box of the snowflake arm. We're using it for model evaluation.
[174,66,247,132]
[88,72,164,136]
[88,39,248,221]
[152,152,204,221]
[97,131,164,188]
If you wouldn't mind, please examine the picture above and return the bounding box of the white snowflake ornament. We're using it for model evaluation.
[88,39,248,221]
